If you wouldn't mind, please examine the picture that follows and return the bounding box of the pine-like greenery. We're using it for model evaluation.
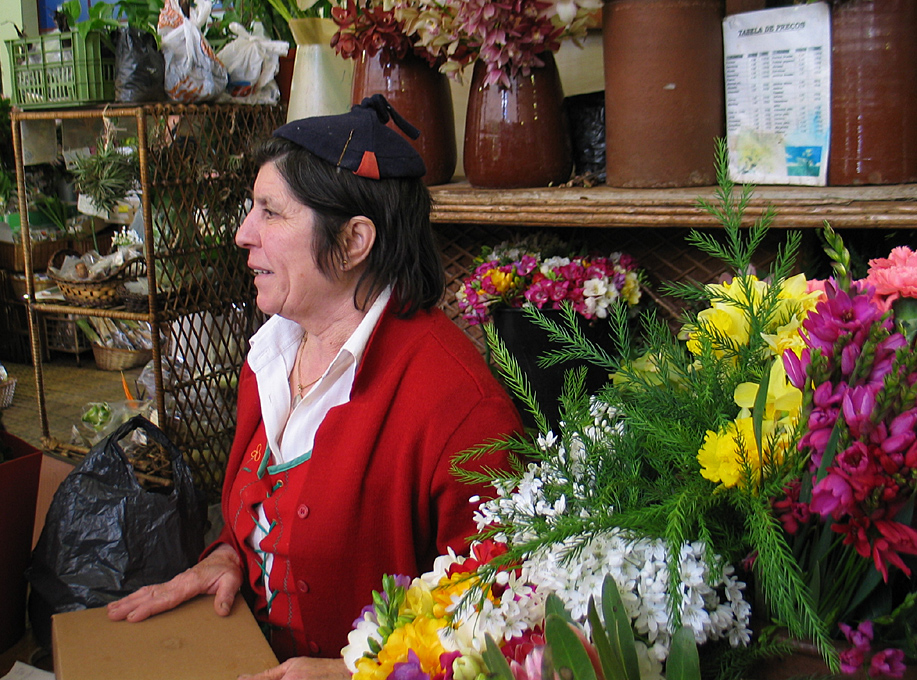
[453,139,837,674]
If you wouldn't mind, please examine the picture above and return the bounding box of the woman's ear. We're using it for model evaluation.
[341,216,376,271]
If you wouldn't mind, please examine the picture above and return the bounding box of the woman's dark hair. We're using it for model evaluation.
[252,136,444,317]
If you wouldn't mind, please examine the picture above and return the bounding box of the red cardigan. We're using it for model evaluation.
[213,305,522,659]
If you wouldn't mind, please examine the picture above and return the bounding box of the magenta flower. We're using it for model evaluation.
[869,649,907,678]
[840,646,866,675]
[783,348,809,388]
[834,442,870,478]
[802,288,883,355]
[440,651,462,680]
[839,620,874,650]
[841,386,876,439]
[810,472,854,519]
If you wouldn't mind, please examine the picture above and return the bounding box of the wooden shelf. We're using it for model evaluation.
[429,182,917,229]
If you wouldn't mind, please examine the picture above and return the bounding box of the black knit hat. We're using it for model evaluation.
[272,94,426,180]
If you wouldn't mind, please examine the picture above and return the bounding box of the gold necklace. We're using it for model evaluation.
[293,334,321,395]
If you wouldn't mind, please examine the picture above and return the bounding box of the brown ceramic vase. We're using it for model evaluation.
[602,0,724,188]
[828,0,917,186]
[351,48,457,186]
[463,53,573,189]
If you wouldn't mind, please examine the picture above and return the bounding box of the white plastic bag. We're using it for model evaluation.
[216,22,290,105]
[158,0,228,103]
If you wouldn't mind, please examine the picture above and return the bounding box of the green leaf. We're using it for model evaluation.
[752,360,772,476]
[601,575,641,680]
[483,634,516,680]
[545,592,574,623]
[545,614,598,680]
[587,597,624,680]
[666,627,701,680]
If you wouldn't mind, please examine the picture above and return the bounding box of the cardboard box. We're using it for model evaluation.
[52,596,279,680]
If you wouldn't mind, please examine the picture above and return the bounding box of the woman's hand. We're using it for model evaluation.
[107,543,244,622]
[238,657,350,680]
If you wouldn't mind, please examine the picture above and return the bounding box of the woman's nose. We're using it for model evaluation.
[235,210,255,248]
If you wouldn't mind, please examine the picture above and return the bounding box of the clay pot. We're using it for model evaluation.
[463,53,573,189]
[602,0,725,188]
[828,0,917,185]
[351,49,456,186]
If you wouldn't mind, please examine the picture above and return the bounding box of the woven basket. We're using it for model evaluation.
[0,377,17,409]
[47,249,146,309]
[91,344,153,371]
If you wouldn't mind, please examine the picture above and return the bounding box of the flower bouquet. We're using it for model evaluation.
[331,0,601,86]
[456,235,644,327]
[342,141,916,680]
[343,538,711,680]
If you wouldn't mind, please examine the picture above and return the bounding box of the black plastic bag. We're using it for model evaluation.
[27,415,207,648]
[115,26,167,103]
[565,91,606,182]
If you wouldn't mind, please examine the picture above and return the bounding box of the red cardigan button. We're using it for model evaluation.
[296,579,309,593]
[297,504,310,519]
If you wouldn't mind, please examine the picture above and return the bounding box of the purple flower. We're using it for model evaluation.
[390,650,430,680]
[869,648,907,678]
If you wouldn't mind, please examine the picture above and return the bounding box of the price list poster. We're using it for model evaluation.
[723,4,830,186]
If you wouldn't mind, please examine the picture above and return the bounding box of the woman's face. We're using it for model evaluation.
[236,162,337,322]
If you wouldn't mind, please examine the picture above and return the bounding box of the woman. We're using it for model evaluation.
[107,96,522,680]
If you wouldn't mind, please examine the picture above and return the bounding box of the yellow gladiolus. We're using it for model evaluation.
[697,414,787,490]
[734,359,802,421]
[687,304,750,357]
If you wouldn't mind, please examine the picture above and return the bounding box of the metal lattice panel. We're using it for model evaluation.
[138,105,285,499]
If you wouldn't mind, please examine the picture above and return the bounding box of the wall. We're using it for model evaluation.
[0,0,40,98]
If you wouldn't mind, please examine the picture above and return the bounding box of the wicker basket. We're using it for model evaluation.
[47,249,146,309]
[91,344,153,371]
[0,377,17,409]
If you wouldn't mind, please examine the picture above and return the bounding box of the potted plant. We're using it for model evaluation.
[70,129,140,225]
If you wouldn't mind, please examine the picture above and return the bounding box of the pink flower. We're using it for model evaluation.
[868,648,907,678]
[509,645,546,680]
[866,246,917,312]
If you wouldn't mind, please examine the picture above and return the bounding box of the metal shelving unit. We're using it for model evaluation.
[12,103,285,500]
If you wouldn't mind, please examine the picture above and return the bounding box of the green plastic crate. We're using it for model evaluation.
[5,31,115,109]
